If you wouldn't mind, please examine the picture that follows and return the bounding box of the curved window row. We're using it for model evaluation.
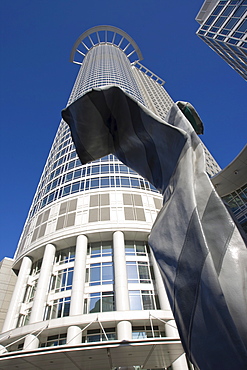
[39,175,158,211]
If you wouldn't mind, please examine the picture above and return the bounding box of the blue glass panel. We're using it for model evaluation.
[91,243,101,257]
[216,35,226,40]
[214,17,227,28]
[237,19,247,32]
[120,164,128,173]
[129,291,142,310]
[127,263,138,283]
[89,296,100,313]
[130,178,140,188]
[132,331,146,339]
[67,271,73,286]
[241,42,247,51]
[48,192,55,204]
[212,5,225,16]
[72,182,80,193]
[233,5,247,17]
[74,169,81,178]
[101,164,109,173]
[68,161,75,170]
[91,178,99,188]
[75,159,81,167]
[207,32,215,38]
[221,6,235,16]
[85,180,90,190]
[90,265,100,283]
[121,177,130,187]
[63,185,70,195]
[205,15,216,26]
[233,31,244,38]
[51,179,58,189]
[125,242,135,255]
[227,38,238,44]
[101,177,110,187]
[102,263,113,282]
[224,17,239,30]
[102,242,112,255]
[101,155,109,161]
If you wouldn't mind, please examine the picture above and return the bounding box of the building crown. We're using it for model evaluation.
[70,25,143,65]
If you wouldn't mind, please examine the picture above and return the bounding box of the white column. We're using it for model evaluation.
[2,256,32,332]
[113,231,132,341]
[117,320,132,341]
[69,234,87,316]
[29,243,56,324]
[66,235,87,346]
[166,320,189,370]
[23,334,39,350]
[113,231,129,311]
[150,250,171,311]
[67,325,82,345]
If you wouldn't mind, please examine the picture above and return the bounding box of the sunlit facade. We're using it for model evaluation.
[212,144,247,235]
[196,0,247,80]
[0,26,220,369]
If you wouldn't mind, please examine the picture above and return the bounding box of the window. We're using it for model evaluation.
[127,261,152,284]
[125,241,149,256]
[84,291,115,313]
[87,241,112,258]
[49,268,74,293]
[23,279,38,303]
[87,262,113,286]
[44,297,71,320]
[31,259,42,275]
[16,308,32,327]
[84,328,116,343]
[55,246,75,265]
[129,290,160,310]
[40,333,67,347]
[132,325,165,339]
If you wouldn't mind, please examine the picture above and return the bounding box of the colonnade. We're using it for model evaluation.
[1,232,185,370]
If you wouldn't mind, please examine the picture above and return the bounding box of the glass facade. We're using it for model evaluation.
[222,184,247,232]
[196,0,247,80]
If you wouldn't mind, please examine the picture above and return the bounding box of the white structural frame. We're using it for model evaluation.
[70,25,143,65]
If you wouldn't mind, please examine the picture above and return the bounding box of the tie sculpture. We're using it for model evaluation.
[62,86,247,370]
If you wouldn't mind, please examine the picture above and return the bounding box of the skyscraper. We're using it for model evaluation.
[196,0,247,80]
[0,26,220,369]
[212,144,247,235]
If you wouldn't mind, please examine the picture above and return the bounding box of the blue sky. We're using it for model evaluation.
[0,0,246,260]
